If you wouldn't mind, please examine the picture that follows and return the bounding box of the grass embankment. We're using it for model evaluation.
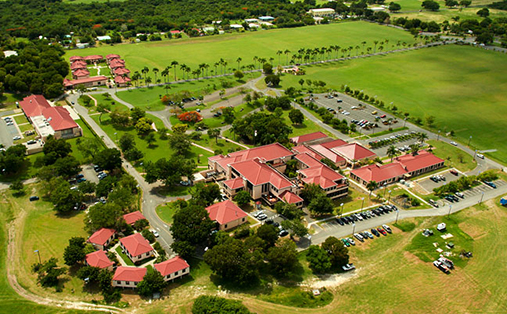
[427,139,476,172]
[281,45,507,164]
[65,22,416,74]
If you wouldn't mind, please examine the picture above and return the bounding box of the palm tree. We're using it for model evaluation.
[361,41,367,54]
[141,66,149,80]
[152,67,159,82]
[236,57,242,70]
[417,132,428,144]
[355,45,360,56]
[214,62,220,75]
[284,49,291,65]
[185,67,191,79]
[253,56,258,69]
[171,61,179,81]
[367,47,372,54]
[222,60,228,74]
[410,143,421,156]
[373,40,379,53]
[378,46,384,53]
[179,64,187,79]
[276,50,283,66]
[203,63,210,77]
[145,76,152,87]
[366,180,378,198]
[387,145,399,162]
[161,67,169,83]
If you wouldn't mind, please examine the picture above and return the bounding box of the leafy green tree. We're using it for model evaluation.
[32,258,67,288]
[300,183,324,204]
[207,128,221,144]
[0,145,27,174]
[234,70,244,80]
[265,74,281,87]
[42,136,71,165]
[85,202,122,233]
[168,132,192,155]
[190,182,221,206]
[256,224,279,248]
[366,180,378,198]
[130,107,146,123]
[308,193,334,215]
[281,219,308,238]
[274,202,303,220]
[141,228,156,243]
[144,156,196,187]
[135,117,152,134]
[222,107,235,124]
[289,109,304,125]
[232,112,292,146]
[53,155,80,178]
[192,295,253,314]
[389,2,401,11]
[171,204,215,257]
[322,236,349,269]
[172,123,188,134]
[63,237,86,266]
[108,186,137,210]
[133,219,149,231]
[477,7,489,17]
[9,180,24,196]
[234,190,251,207]
[306,245,332,273]
[422,0,440,11]
[93,148,122,171]
[267,238,298,274]
[119,133,136,152]
[95,175,117,198]
[137,267,166,297]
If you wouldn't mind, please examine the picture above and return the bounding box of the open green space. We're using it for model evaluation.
[427,139,476,172]
[333,186,381,215]
[13,115,28,125]
[281,45,507,164]
[65,22,416,75]
[155,202,179,225]
[115,246,134,266]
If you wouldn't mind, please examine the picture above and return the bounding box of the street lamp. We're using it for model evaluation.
[383,183,387,198]
[388,190,392,203]
[395,209,400,223]
[352,223,356,235]
[437,130,441,141]
[114,132,117,142]
[360,197,365,211]
[403,117,407,128]
[468,135,472,147]
[480,191,485,204]
[34,249,41,264]
[340,203,344,217]
[447,204,452,218]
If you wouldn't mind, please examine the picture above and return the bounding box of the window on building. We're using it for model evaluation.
[126,281,130,285]
[175,271,179,276]
[224,224,228,228]
[242,217,245,222]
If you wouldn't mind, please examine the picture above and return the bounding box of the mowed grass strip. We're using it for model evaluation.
[65,22,416,74]
[280,45,507,164]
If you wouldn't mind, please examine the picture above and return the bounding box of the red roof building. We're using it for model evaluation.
[63,76,108,89]
[113,67,130,77]
[395,151,445,176]
[350,163,407,187]
[170,30,182,34]
[231,158,294,190]
[114,75,131,87]
[294,152,323,169]
[123,211,146,225]
[84,55,104,63]
[88,228,116,250]
[112,266,147,288]
[42,106,79,131]
[109,60,126,70]
[298,163,348,199]
[119,233,154,263]
[206,200,248,230]
[72,69,90,79]
[290,132,328,145]
[85,250,113,270]
[320,139,348,149]
[106,54,120,61]
[223,177,244,190]
[70,61,87,71]
[227,143,294,164]
[19,95,51,119]
[69,56,84,62]
[154,256,190,282]
[331,143,376,164]
[292,145,323,160]
[278,190,304,207]
[309,144,347,166]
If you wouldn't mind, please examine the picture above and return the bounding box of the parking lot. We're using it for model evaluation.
[417,170,463,193]
[0,115,21,148]
[320,205,397,233]
[440,179,506,205]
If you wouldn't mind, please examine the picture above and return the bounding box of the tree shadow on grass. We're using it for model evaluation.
[292,122,308,129]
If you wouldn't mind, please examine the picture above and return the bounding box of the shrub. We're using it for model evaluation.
[178,111,203,123]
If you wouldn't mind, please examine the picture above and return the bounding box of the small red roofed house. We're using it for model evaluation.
[114,75,131,87]
[84,55,104,63]
[70,61,87,71]
[154,256,190,282]
[88,228,116,250]
[123,211,146,225]
[109,59,126,70]
[106,54,121,63]
[85,250,114,271]
[120,233,154,263]
[221,177,244,199]
[298,163,348,199]
[113,67,130,78]
[290,132,328,145]
[72,69,90,80]
[42,106,82,139]
[69,56,84,62]
[112,266,147,289]
[206,200,248,230]
[309,143,347,167]
[278,190,304,208]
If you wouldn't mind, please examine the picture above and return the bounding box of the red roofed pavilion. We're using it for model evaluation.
[206,200,248,230]
[154,256,190,282]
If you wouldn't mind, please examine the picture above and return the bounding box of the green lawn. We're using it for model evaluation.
[115,246,134,266]
[13,115,28,125]
[333,186,381,215]
[65,21,416,76]
[155,202,179,225]
[281,45,507,165]
[427,139,476,172]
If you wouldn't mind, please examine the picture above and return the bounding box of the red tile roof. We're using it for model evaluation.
[331,143,376,161]
[299,164,345,189]
[106,54,120,60]
[72,69,89,77]
[231,158,294,189]
[228,143,294,163]
[120,233,153,257]
[123,211,146,225]
[294,153,322,168]
[69,56,83,62]
[351,163,407,183]
[206,200,248,225]
[309,144,346,164]
[63,76,108,87]
[170,30,182,34]
[290,132,328,145]
[114,68,130,76]
[223,177,244,190]
[84,55,103,61]
[292,145,322,160]
[109,60,125,69]
[154,256,190,277]
[113,266,146,282]
[278,190,303,204]
[320,139,348,149]
[86,250,113,269]
[42,106,79,131]
[19,95,51,118]
[88,228,115,246]
[114,76,131,84]
[395,150,445,172]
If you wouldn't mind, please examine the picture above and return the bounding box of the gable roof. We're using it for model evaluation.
[120,233,153,257]
[292,145,322,160]
[206,200,248,225]
[351,162,407,183]
[19,95,51,118]
[290,132,328,145]
[320,139,348,149]
[294,153,322,168]
[123,211,146,225]
[114,76,131,84]
[69,56,83,62]
[309,144,346,164]
[395,150,445,172]
[231,158,294,189]
[227,143,294,163]
[222,177,244,190]
[88,228,115,246]
[86,250,113,269]
[84,55,103,61]
[154,256,190,277]
[331,143,376,161]
[106,54,120,60]
[42,106,78,131]
[63,76,108,87]
[299,164,345,189]
[73,69,90,77]
[113,266,146,282]
[114,68,130,76]
[278,190,303,204]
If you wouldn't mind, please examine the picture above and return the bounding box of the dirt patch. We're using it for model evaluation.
[458,222,486,240]
[403,251,425,265]
[301,270,359,289]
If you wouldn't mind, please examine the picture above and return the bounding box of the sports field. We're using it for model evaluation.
[65,22,416,76]
[281,44,507,164]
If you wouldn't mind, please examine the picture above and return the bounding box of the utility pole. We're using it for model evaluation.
[34,250,41,264]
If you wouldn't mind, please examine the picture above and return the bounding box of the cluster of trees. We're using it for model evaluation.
[0,38,68,98]
[300,183,335,216]
[0,144,27,176]
[306,236,349,273]
[31,258,67,292]
[192,296,252,314]
[232,111,292,146]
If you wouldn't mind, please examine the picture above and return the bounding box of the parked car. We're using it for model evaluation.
[342,263,356,271]
[450,141,458,146]
[29,196,39,201]
[371,228,380,237]
[364,231,374,239]
[484,181,497,188]
[455,192,465,198]
[265,219,274,225]
[257,213,268,220]
[77,178,86,183]
[336,217,344,225]
[347,238,356,246]
[429,199,439,208]
[279,230,289,237]
[382,224,392,233]
[341,238,350,247]
[450,169,458,176]
[76,174,85,179]
[354,233,364,242]
[477,153,484,159]
[433,260,450,274]
[377,227,387,236]
[13,135,21,140]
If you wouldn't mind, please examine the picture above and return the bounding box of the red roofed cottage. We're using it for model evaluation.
[123,211,146,225]
[85,250,113,270]
[88,228,116,250]
[206,200,248,230]
[112,266,147,289]
[154,256,190,282]
[120,233,154,263]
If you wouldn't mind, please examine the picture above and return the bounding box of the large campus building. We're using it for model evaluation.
[207,139,349,206]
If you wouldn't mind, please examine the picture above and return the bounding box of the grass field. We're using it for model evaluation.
[0,189,102,313]
[155,202,179,225]
[427,139,476,172]
[65,22,416,76]
[281,44,507,164]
